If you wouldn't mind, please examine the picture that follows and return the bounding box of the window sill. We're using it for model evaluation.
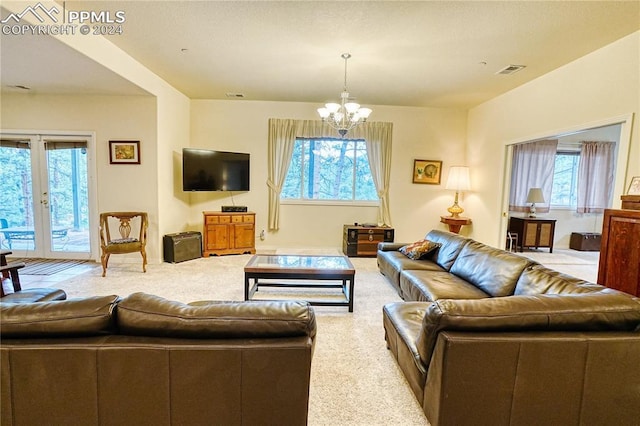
[281,199,379,207]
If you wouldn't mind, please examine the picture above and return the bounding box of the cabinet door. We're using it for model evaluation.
[599,211,640,296]
[539,223,553,246]
[234,223,255,249]
[206,224,229,250]
[523,222,538,246]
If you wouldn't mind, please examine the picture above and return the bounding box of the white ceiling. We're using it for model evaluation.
[1,1,639,108]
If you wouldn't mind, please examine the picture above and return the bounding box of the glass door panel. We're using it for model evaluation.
[0,134,93,259]
[0,138,36,253]
[43,138,91,256]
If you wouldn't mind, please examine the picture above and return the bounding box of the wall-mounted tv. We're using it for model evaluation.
[182,148,250,192]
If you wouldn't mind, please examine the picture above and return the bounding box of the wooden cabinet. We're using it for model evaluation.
[203,211,256,256]
[508,217,556,253]
[597,209,640,297]
[343,225,394,257]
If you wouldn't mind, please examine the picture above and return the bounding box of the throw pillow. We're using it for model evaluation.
[399,239,441,260]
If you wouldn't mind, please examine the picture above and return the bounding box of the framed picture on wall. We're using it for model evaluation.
[627,176,640,195]
[109,140,140,164]
[413,159,442,184]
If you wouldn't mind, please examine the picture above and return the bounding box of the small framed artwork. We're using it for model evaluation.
[627,176,640,195]
[109,140,140,164]
[413,159,442,184]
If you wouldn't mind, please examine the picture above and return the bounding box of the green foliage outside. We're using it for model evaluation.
[281,139,377,201]
[0,146,89,230]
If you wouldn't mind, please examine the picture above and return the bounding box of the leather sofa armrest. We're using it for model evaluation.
[415,293,640,368]
[378,242,406,251]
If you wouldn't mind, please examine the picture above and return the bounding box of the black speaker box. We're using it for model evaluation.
[163,232,202,263]
[221,205,248,212]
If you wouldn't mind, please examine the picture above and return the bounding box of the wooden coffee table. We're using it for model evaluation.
[244,254,356,312]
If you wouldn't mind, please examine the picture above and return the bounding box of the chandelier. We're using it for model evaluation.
[317,53,372,137]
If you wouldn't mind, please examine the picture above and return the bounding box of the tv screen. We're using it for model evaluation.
[182,148,250,191]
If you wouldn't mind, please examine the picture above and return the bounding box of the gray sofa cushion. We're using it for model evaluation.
[400,270,489,302]
[449,241,533,296]
[117,292,317,339]
[0,295,119,337]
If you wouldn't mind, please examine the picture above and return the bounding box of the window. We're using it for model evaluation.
[550,151,579,207]
[281,138,377,202]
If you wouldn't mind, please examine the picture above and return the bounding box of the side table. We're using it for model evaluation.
[440,216,472,234]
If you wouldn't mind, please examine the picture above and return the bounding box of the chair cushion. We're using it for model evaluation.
[110,238,139,244]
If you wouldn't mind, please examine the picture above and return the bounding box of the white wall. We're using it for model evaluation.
[2,0,193,263]
[0,93,160,261]
[189,100,467,249]
[468,31,639,247]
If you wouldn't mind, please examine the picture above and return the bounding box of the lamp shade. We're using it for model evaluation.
[445,166,471,191]
[526,188,545,204]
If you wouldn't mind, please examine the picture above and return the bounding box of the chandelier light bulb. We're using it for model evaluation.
[317,53,372,137]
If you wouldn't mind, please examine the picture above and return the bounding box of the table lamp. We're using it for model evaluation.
[526,188,545,217]
[445,166,471,218]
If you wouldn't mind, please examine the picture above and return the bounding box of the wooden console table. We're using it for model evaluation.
[440,216,472,234]
[508,216,556,253]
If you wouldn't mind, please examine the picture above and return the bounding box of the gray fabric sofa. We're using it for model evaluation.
[378,230,640,426]
[1,292,317,426]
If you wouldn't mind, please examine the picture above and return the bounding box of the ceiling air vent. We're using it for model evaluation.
[496,65,526,75]
[225,93,245,98]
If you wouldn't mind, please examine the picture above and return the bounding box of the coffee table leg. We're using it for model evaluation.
[244,274,251,301]
[348,277,354,312]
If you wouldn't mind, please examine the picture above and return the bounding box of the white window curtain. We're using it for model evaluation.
[267,119,393,230]
[576,141,615,213]
[509,139,558,213]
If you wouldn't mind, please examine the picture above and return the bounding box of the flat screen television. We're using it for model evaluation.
[182,148,250,191]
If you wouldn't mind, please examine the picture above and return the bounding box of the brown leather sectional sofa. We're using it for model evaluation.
[1,292,316,426]
[378,230,640,426]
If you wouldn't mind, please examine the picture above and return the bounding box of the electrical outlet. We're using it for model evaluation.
[259,230,265,241]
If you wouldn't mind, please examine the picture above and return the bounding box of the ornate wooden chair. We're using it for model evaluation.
[99,212,148,277]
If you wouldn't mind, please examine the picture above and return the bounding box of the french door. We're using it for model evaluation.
[0,132,95,259]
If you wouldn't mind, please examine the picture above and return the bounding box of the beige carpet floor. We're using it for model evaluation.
[55,255,429,426]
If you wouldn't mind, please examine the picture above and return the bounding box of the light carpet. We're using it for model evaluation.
[56,255,428,426]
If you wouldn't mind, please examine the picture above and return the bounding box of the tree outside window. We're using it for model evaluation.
[281,138,377,202]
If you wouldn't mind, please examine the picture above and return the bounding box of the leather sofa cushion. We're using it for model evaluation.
[425,230,469,271]
[416,293,640,367]
[514,265,602,295]
[449,241,533,296]
[377,251,445,298]
[400,270,489,302]
[117,292,317,339]
[0,295,119,337]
